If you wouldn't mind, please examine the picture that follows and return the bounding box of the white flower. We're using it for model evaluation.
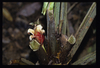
[35,25,45,34]
[27,28,35,40]
[27,28,34,35]
[27,24,45,41]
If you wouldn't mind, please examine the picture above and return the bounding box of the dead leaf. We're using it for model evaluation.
[48,60,53,65]
[55,50,61,60]
[35,61,40,65]
[52,63,62,65]
[3,8,13,22]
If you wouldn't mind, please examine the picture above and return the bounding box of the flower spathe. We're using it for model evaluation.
[28,24,45,44]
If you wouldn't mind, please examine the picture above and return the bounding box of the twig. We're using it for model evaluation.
[71,51,96,65]
[66,2,96,64]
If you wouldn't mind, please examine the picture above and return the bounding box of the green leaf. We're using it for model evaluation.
[71,51,96,65]
[48,2,54,10]
[41,2,49,15]
[29,39,40,51]
[62,2,68,35]
[68,34,76,44]
[54,2,60,32]
[67,2,96,63]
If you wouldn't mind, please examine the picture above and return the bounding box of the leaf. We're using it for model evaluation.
[55,50,61,60]
[48,2,54,10]
[59,2,64,34]
[41,2,49,15]
[71,51,96,65]
[3,8,13,22]
[21,58,34,65]
[66,2,96,63]
[8,58,35,65]
[68,34,76,44]
[35,61,40,65]
[61,2,68,35]
[41,2,54,15]
[29,39,40,51]
[17,2,42,17]
[54,2,60,32]
[8,59,27,65]
[52,63,62,65]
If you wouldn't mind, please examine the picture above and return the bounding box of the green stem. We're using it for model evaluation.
[54,2,60,32]
[47,2,57,56]
[62,2,68,35]
[59,2,64,34]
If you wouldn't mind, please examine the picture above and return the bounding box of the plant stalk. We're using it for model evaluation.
[54,2,60,32]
